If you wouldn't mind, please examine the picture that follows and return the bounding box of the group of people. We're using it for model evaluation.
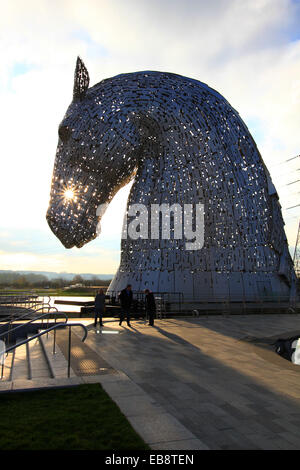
[94,284,156,328]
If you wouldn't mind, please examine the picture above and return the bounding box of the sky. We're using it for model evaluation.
[0,0,299,275]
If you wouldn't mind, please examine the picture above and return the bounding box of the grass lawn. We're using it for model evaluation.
[0,384,149,450]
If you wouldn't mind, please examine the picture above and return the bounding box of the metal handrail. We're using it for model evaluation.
[0,297,52,327]
[0,292,51,303]
[3,322,88,378]
[0,305,58,332]
[0,311,68,341]
[0,294,50,317]
[0,310,68,379]
[0,291,39,304]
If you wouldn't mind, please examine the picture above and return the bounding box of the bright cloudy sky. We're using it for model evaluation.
[0,0,299,275]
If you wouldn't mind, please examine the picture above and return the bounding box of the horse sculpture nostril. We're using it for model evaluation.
[46,215,75,248]
[46,204,99,250]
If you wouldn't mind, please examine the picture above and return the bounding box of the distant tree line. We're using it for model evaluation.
[0,272,111,289]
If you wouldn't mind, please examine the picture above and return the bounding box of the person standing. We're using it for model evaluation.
[94,288,106,327]
[144,289,156,326]
[119,284,133,327]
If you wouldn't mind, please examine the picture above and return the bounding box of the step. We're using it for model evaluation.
[1,330,77,383]
[27,334,53,380]
[38,330,76,378]
[11,338,29,381]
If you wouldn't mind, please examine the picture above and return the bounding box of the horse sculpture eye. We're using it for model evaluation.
[58,125,72,143]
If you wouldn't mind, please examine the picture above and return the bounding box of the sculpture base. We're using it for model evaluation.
[107,269,292,302]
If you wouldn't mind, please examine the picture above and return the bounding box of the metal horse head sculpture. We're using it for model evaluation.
[47,57,295,301]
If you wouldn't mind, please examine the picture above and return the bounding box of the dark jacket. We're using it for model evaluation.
[95,293,106,311]
[145,292,156,312]
[275,336,300,362]
[119,288,133,309]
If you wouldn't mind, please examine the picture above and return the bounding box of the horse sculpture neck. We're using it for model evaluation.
[93,72,292,299]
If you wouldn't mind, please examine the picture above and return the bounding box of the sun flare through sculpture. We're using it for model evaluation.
[64,189,75,201]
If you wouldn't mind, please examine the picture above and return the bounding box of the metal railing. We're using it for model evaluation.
[0,300,52,326]
[0,306,61,338]
[107,290,184,317]
[178,293,297,315]
[107,292,296,316]
[1,322,88,379]
[0,310,68,344]
[0,292,49,312]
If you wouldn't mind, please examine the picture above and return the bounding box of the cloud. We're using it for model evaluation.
[0,0,299,271]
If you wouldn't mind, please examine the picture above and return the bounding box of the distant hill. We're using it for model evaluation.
[0,270,114,281]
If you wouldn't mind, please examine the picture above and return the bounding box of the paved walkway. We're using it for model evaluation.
[75,314,300,450]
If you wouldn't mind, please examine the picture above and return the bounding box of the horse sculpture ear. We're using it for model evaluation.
[73,56,90,100]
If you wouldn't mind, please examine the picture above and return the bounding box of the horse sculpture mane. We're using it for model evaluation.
[46,57,296,302]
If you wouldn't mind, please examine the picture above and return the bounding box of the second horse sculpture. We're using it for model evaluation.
[47,57,295,301]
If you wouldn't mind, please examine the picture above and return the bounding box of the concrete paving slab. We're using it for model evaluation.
[127,412,197,445]
[11,376,83,390]
[82,371,127,384]
[101,379,150,398]
[111,394,165,417]
[151,438,209,450]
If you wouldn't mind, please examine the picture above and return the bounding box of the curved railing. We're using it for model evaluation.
[0,291,40,304]
[0,306,59,332]
[0,298,52,325]
[0,292,49,316]
[0,310,68,341]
